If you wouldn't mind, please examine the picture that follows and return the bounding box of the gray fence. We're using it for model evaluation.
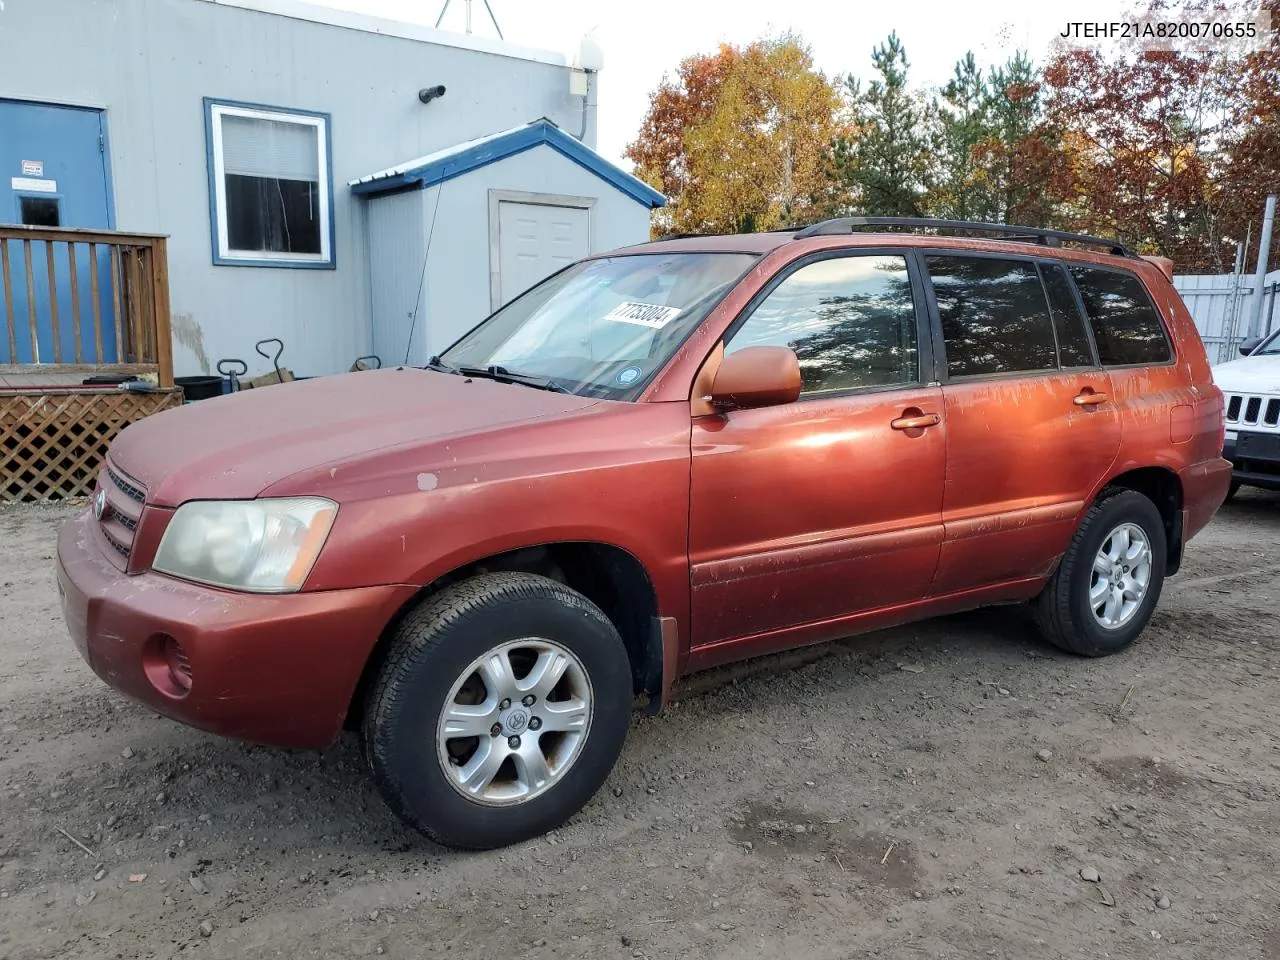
[1173,271,1280,364]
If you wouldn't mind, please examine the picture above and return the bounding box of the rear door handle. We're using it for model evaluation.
[891,413,941,430]
[1073,391,1109,407]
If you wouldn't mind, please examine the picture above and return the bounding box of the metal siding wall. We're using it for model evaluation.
[367,189,427,368]
[418,147,653,360]
[0,0,583,378]
[1173,271,1280,364]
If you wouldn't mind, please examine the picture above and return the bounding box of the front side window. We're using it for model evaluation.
[206,100,332,267]
[724,254,919,394]
[928,255,1058,378]
[440,252,757,400]
[1068,266,1173,366]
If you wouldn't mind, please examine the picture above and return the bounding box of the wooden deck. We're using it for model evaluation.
[0,370,113,390]
[2,225,178,501]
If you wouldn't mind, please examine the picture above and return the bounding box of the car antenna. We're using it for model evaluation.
[401,181,446,367]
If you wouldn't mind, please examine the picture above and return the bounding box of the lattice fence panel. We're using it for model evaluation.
[0,390,182,502]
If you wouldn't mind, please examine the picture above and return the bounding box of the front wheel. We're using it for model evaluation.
[362,572,633,850]
[1034,490,1168,657]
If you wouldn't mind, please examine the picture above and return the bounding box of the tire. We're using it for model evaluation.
[1034,489,1168,657]
[1225,480,1242,502]
[362,572,633,850]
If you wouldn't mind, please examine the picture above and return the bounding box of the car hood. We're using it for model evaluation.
[110,368,600,505]
[1211,354,1280,394]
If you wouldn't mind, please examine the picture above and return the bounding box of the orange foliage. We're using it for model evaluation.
[625,36,851,236]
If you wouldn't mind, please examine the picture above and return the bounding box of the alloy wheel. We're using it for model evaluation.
[435,639,593,806]
[1089,521,1154,630]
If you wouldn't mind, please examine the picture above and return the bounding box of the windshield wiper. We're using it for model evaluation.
[424,355,459,374]
[455,364,572,394]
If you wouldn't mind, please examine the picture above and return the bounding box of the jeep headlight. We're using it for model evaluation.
[153,497,338,593]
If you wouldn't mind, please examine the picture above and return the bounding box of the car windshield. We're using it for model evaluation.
[1253,332,1280,355]
[437,252,759,399]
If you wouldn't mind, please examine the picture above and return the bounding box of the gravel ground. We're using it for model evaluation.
[2,494,1279,960]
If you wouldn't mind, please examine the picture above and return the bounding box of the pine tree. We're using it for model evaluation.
[935,52,993,221]
[831,33,935,217]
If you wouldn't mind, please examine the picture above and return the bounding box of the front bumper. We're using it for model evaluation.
[56,510,417,749]
[1223,434,1280,491]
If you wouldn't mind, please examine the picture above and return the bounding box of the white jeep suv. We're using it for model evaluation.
[1213,329,1280,499]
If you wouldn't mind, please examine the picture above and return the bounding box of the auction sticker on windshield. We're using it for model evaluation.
[603,301,682,329]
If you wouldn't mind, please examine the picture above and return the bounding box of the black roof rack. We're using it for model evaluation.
[658,224,816,240]
[791,216,1139,258]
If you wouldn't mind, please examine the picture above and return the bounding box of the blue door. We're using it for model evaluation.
[0,99,117,364]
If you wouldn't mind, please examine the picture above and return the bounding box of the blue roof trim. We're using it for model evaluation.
[351,120,666,208]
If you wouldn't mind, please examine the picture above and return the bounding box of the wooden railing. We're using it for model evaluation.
[1,226,173,388]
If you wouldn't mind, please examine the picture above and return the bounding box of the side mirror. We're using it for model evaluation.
[708,346,801,410]
[1240,337,1263,357]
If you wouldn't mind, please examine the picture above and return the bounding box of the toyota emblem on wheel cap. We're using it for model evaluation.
[93,488,107,520]
[505,709,529,734]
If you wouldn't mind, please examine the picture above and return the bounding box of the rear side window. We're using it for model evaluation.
[1040,264,1095,367]
[1068,267,1173,366]
[927,255,1057,378]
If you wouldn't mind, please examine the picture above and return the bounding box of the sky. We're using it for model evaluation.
[313,0,1128,167]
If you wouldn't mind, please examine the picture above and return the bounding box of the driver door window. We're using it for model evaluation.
[724,254,920,392]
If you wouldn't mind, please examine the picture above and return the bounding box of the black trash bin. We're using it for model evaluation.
[175,375,225,402]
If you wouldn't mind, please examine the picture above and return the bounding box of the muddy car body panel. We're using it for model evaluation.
[56,218,1232,848]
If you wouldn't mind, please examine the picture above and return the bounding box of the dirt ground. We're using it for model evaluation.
[2,495,1279,960]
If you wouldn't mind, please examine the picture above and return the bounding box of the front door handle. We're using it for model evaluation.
[891,412,941,430]
[1073,390,1109,407]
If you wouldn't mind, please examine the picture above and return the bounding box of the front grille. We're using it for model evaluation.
[107,465,146,504]
[96,461,147,567]
[1225,393,1280,429]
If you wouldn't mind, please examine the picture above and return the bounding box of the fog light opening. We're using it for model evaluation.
[143,634,193,698]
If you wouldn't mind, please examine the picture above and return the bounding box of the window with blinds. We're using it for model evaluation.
[206,101,332,266]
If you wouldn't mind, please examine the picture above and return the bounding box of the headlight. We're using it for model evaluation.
[153,497,338,593]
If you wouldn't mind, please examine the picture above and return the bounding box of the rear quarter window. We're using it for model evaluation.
[1067,267,1173,367]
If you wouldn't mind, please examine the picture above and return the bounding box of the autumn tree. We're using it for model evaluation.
[975,52,1079,228]
[625,34,849,235]
[1041,0,1253,269]
[830,33,935,217]
[628,0,1272,265]
[1219,0,1280,271]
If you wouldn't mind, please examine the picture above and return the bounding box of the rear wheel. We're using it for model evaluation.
[362,572,633,849]
[1034,490,1167,657]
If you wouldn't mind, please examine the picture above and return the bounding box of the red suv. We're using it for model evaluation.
[56,218,1231,849]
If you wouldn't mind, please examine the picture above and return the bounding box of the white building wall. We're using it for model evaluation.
[365,190,428,369]
[371,147,652,366]
[0,0,594,378]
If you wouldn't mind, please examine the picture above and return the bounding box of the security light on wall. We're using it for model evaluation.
[418,85,447,104]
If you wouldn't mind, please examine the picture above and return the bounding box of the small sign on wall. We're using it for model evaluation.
[21,160,43,177]
[11,176,56,193]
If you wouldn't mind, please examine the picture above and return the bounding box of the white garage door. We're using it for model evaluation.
[496,200,591,307]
